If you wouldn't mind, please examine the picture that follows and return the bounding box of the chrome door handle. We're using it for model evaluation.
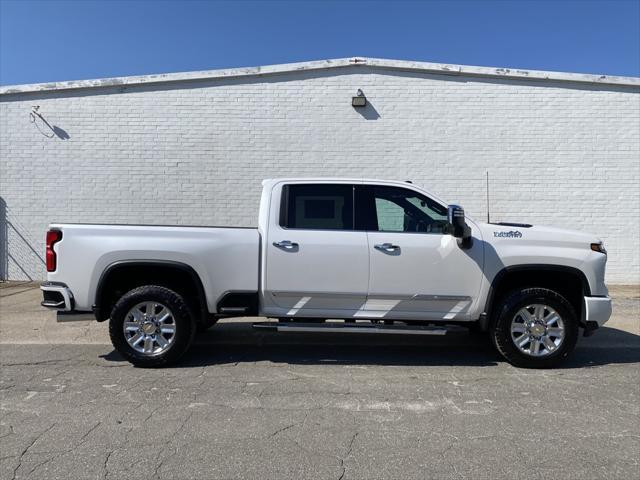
[273,240,299,249]
[374,243,400,252]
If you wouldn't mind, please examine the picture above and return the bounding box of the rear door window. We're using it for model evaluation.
[280,184,354,230]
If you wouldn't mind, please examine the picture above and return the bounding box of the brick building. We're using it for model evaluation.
[0,58,638,283]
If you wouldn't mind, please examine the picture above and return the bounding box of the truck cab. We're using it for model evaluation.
[259,179,484,322]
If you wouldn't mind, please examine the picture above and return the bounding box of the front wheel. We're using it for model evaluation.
[109,285,196,367]
[491,287,579,368]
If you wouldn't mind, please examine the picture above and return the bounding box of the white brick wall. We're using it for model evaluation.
[1,65,639,283]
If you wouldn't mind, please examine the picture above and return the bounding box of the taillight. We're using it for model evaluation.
[46,230,62,272]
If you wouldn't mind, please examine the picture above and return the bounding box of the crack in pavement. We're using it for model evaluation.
[2,353,85,368]
[337,431,359,480]
[26,454,55,477]
[268,422,297,439]
[439,438,465,480]
[11,423,56,480]
[102,449,114,480]
[77,421,102,447]
[152,410,195,479]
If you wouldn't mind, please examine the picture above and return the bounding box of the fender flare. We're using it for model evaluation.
[93,260,208,321]
[480,264,591,331]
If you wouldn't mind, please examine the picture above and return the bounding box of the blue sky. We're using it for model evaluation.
[1,0,639,86]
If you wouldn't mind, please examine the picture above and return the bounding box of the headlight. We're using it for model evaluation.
[590,242,607,254]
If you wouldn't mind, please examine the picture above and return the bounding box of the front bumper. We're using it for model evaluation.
[41,282,74,311]
[583,295,612,334]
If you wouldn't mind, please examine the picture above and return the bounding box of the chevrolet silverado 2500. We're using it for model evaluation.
[41,178,612,368]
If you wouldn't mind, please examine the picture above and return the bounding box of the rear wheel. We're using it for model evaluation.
[491,287,578,368]
[109,285,196,367]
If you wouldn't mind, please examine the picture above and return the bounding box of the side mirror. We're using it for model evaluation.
[447,204,472,247]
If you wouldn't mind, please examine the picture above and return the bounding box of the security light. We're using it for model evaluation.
[352,89,366,107]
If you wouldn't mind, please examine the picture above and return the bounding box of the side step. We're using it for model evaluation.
[252,322,447,336]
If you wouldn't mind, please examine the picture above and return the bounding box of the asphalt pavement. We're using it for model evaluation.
[1,283,639,479]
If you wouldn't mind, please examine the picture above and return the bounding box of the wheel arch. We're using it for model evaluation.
[93,260,208,322]
[481,264,590,331]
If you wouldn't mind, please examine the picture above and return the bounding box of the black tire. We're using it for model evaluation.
[196,316,218,333]
[491,287,579,369]
[109,285,196,367]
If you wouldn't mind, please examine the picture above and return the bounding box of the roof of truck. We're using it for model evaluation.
[263,177,421,185]
[262,178,450,206]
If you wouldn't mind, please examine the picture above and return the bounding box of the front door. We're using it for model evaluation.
[359,184,484,321]
[262,183,369,318]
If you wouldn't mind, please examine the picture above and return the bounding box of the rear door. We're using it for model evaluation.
[262,182,369,318]
[357,184,483,321]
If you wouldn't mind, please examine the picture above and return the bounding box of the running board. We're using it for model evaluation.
[252,322,447,335]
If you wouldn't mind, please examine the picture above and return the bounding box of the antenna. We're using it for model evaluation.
[486,171,491,224]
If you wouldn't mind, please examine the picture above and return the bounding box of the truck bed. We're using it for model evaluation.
[48,223,260,312]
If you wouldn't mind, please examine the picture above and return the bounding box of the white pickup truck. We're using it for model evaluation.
[41,178,611,368]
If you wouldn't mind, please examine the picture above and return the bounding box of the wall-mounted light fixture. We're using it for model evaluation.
[352,89,366,107]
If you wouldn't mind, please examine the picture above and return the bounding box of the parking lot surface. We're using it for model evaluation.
[1,283,639,479]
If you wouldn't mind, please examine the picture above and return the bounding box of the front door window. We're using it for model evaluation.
[371,186,448,234]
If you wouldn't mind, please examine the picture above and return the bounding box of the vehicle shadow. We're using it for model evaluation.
[101,322,640,369]
[566,325,640,368]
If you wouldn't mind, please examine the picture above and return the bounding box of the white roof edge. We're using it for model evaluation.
[262,177,450,205]
[1,56,638,95]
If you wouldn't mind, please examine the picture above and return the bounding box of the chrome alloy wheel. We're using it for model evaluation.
[123,301,176,355]
[510,304,565,357]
